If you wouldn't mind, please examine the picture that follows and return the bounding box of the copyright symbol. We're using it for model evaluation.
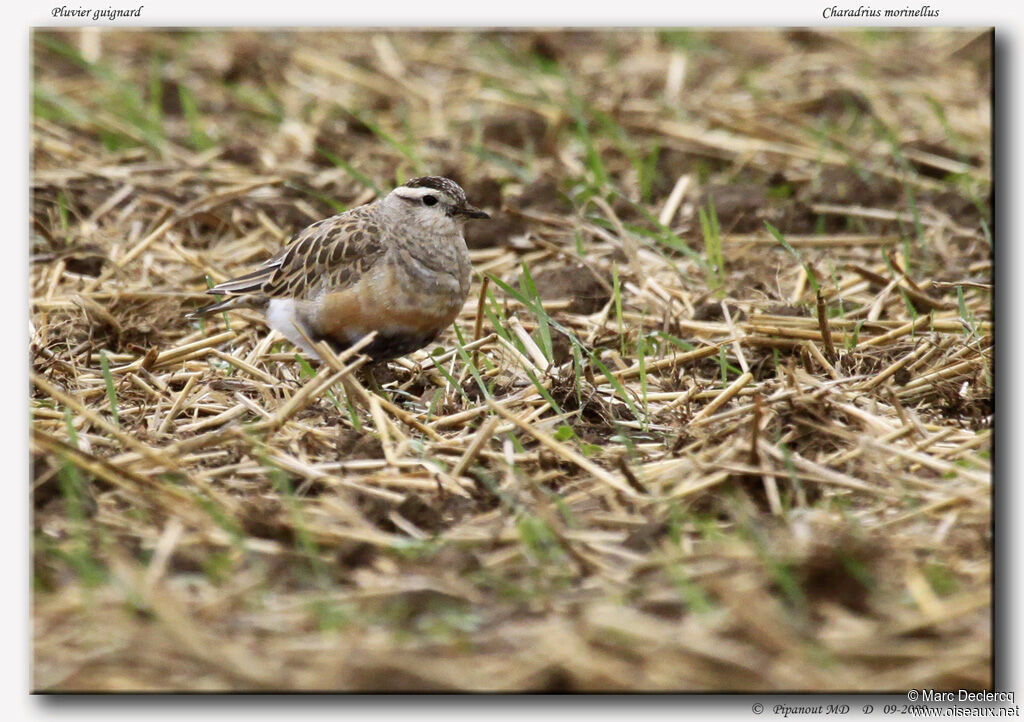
[752,703,764,714]
[908,689,919,701]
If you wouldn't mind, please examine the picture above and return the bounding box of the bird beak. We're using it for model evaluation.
[454,204,490,220]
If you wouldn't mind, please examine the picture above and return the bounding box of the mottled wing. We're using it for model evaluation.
[208,204,386,301]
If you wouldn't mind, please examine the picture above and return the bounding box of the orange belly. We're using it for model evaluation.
[313,288,463,361]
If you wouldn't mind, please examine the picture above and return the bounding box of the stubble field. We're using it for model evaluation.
[31,28,992,691]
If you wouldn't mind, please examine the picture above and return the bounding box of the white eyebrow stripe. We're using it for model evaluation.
[393,186,451,202]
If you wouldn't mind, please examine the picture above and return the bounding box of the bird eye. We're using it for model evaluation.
[422,195,438,206]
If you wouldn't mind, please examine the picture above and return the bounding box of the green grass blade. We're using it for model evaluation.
[765,222,820,295]
[99,351,119,428]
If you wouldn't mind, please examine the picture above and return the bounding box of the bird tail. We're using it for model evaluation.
[185,294,266,319]
[186,266,278,319]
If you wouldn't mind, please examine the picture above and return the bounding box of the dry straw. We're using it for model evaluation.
[32,29,991,691]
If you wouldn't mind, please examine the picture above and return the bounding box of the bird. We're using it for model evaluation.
[187,176,489,362]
